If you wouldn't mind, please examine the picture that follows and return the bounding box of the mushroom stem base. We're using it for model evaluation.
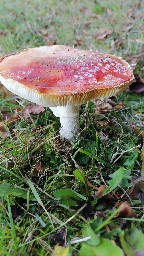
[49,105,80,142]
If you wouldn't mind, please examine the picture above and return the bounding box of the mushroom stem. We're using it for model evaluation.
[49,105,80,141]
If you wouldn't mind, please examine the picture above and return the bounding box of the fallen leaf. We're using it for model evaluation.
[0,122,8,138]
[0,30,8,36]
[23,104,45,118]
[122,22,134,32]
[0,84,13,98]
[129,176,144,204]
[126,52,144,65]
[98,120,109,127]
[95,28,113,40]
[116,201,134,218]
[111,37,125,49]
[53,245,69,256]
[74,39,83,46]
[96,184,116,205]
[33,161,44,174]
[97,185,107,198]
[87,181,98,190]
[113,102,124,110]
[106,8,113,18]
[94,98,124,115]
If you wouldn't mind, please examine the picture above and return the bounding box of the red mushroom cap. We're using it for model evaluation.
[0,45,134,106]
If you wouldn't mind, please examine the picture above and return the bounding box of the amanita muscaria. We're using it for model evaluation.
[0,45,134,141]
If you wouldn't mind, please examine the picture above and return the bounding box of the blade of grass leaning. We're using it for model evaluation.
[0,166,24,182]
[79,148,110,167]
[19,203,87,247]
[95,208,119,232]
[27,179,63,226]
[7,196,16,240]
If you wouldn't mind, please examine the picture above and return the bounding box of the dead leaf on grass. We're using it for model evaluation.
[106,8,113,18]
[126,52,144,66]
[53,245,69,256]
[0,84,13,98]
[96,184,116,203]
[87,180,99,191]
[127,8,135,18]
[95,28,113,40]
[23,104,45,119]
[116,201,134,218]
[111,37,125,49]
[98,120,109,127]
[74,39,83,46]
[94,98,124,115]
[129,176,144,205]
[121,22,134,32]
[33,161,44,174]
[0,122,8,138]
[97,185,107,198]
[0,30,8,36]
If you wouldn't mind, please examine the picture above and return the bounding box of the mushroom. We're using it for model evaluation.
[0,45,134,141]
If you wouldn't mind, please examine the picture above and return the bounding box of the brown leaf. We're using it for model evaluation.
[23,104,45,119]
[97,185,107,198]
[127,8,135,18]
[129,176,144,204]
[133,127,143,136]
[34,161,44,174]
[113,102,124,110]
[74,39,83,46]
[122,22,134,32]
[0,122,8,138]
[95,28,113,40]
[98,120,109,127]
[0,84,13,98]
[94,99,124,115]
[111,37,125,49]
[106,8,113,18]
[96,184,116,202]
[126,52,144,65]
[0,30,8,36]
[116,201,134,218]
[87,181,99,191]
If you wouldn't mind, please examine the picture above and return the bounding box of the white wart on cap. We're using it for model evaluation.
[0,45,134,141]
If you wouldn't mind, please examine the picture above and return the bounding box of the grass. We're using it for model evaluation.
[0,0,144,255]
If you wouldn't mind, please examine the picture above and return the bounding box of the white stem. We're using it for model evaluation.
[49,105,80,141]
